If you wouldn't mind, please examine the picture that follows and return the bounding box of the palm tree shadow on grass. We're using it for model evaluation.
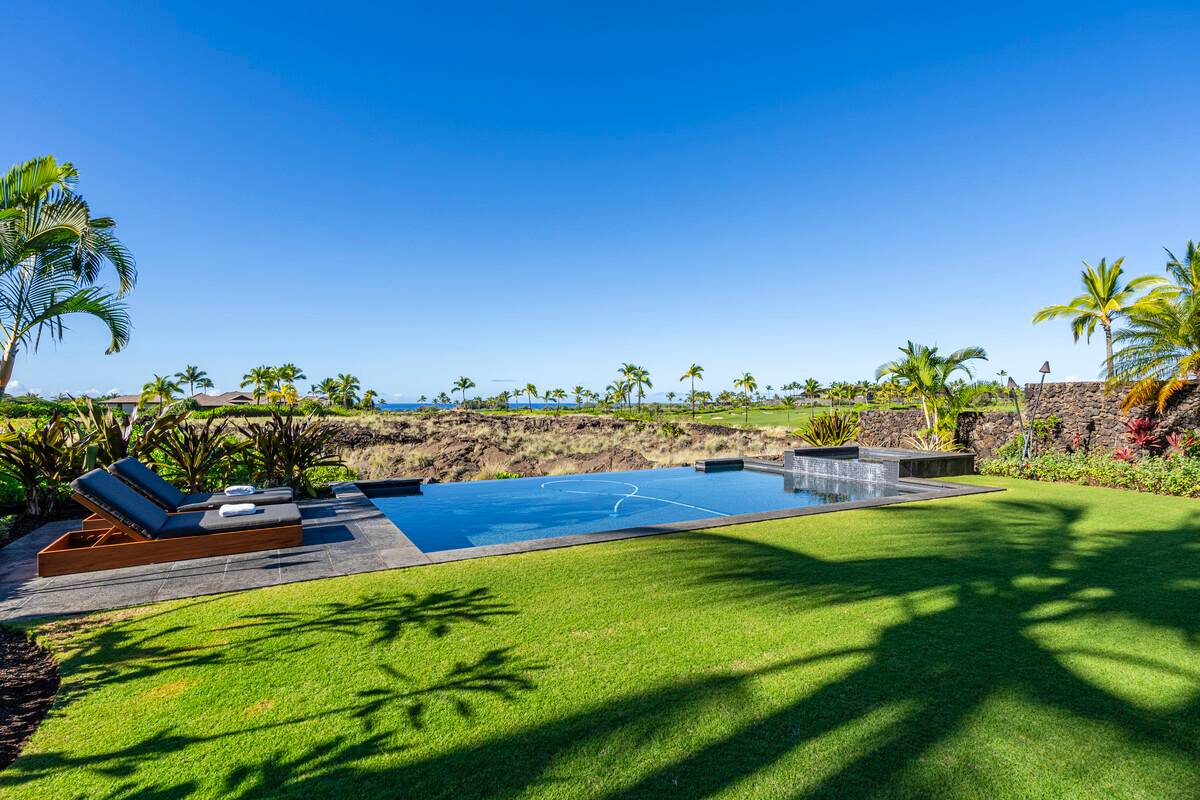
[262,495,1200,799]
[11,496,1200,798]
[33,586,516,710]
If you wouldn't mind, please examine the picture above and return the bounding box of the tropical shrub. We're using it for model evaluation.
[154,418,247,493]
[979,451,1200,497]
[74,397,187,465]
[903,430,960,452]
[0,414,90,515]
[797,411,859,446]
[0,395,73,419]
[237,411,345,495]
[1123,416,1162,452]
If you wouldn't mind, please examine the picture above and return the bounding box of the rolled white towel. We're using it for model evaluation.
[218,503,258,518]
[224,485,255,496]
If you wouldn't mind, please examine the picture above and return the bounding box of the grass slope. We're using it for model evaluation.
[5,477,1200,799]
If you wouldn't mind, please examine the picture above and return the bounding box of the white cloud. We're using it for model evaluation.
[7,380,18,390]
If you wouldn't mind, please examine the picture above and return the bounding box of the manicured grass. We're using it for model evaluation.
[6,478,1200,798]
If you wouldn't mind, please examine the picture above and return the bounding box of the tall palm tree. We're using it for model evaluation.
[175,365,212,397]
[452,376,476,406]
[241,365,277,405]
[335,373,361,408]
[680,364,704,418]
[522,383,537,411]
[630,366,652,412]
[803,378,822,408]
[313,377,339,406]
[1033,257,1167,379]
[0,156,135,395]
[140,374,181,407]
[1113,241,1200,412]
[360,389,379,410]
[876,341,987,432]
[572,385,586,410]
[733,372,757,423]
[276,363,306,390]
[551,388,567,413]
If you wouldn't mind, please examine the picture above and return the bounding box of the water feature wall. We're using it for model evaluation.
[783,451,900,485]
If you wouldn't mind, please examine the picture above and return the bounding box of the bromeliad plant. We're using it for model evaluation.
[154,418,247,493]
[0,414,91,515]
[797,411,859,446]
[238,411,344,495]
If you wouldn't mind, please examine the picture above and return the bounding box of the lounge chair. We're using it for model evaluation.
[108,457,293,512]
[37,469,303,577]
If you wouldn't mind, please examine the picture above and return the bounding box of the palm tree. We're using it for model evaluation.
[803,378,822,408]
[630,366,652,412]
[1113,241,1200,411]
[312,378,339,406]
[1033,257,1167,379]
[452,376,476,406]
[680,364,704,418]
[360,389,379,410]
[275,363,306,393]
[0,156,136,395]
[548,388,566,414]
[733,372,757,423]
[175,365,212,397]
[571,385,586,410]
[876,341,987,433]
[140,374,181,408]
[333,373,361,408]
[241,365,277,405]
[522,383,537,412]
[665,391,676,405]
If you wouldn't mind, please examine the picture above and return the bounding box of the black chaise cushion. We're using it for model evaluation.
[155,503,302,539]
[108,457,187,510]
[175,487,294,513]
[72,469,169,538]
[109,457,294,512]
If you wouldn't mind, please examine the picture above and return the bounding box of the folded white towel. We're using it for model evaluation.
[218,503,257,517]
[224,485,255,496]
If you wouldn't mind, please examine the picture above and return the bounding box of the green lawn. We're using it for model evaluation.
[6,477,1200,799]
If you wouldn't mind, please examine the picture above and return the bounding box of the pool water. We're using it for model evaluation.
[367,466,902,553]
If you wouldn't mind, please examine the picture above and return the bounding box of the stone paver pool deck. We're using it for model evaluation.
[0,477,997,622]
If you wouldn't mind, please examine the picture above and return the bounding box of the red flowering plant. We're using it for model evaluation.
[1165,431,1200,459]
[1124,417,1163,453]
[1112,447,1137,462]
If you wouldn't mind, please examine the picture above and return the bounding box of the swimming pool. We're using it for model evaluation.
[365,466,907,553]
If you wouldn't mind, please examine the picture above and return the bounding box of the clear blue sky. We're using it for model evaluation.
[6,2,1199,399]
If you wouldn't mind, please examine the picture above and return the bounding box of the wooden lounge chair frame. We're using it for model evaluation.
[38,493,303,577]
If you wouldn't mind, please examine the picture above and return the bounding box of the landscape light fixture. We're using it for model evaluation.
[1021,361,1051,465]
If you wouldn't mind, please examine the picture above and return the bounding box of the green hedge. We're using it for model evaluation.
[979,452,1200,497]
[191,402,365,419]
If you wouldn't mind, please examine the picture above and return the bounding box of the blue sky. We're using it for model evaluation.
[5,2,1199,399]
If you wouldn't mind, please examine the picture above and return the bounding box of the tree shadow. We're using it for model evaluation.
[33,586,515,711]
[9,493,1200,797]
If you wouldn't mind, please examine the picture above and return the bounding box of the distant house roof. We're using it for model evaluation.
[192,391,254,407]
[100,391,255,408]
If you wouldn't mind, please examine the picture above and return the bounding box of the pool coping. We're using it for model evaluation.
[333,472,1002,566]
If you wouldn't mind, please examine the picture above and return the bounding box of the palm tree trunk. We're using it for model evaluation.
[690,377,695,418]
[0,348,17,396]
[1103,321,1115,380]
